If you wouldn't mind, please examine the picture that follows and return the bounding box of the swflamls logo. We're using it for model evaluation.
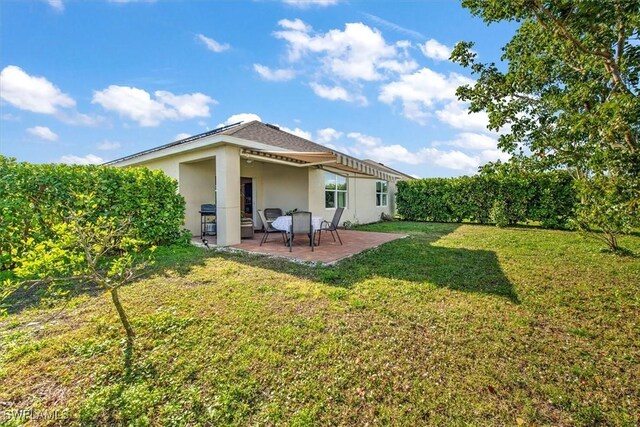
[2,408,70,421]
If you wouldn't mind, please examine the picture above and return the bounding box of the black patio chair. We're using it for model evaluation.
[316,207,344,245]
[258,209,286,246]
[289,211,314,252]
[263,208,283,224]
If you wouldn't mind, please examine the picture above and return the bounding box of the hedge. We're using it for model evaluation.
[0,156,186,271]
[396,171,577,228]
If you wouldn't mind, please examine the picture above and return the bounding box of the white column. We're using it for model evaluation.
[215,145,241,246]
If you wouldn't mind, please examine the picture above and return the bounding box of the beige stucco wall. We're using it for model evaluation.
[308,168,396,226]
[178,159,216,235]
[141,148,218,180]
[128,146,241,244]
[239,160,309,229]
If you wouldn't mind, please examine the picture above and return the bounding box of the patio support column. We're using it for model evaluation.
[216,145,241,246]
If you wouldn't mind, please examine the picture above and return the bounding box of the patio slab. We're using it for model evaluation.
[192,230,407,264]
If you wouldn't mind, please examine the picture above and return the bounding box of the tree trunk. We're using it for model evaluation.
[110,288,135,340]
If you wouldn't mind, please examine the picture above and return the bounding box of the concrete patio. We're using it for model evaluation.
[194,229,407,264]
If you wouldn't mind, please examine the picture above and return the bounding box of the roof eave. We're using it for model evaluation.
[106,135,294,167]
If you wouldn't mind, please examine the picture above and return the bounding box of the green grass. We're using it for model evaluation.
[1,222,639,426]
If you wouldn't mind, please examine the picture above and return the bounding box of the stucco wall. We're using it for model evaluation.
[239,160,309,229]
[308,168,396,226]
[178,159,216,235]
[141,148,218,180]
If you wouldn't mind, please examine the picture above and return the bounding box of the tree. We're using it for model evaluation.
[451,0,639,250]
[2,196,154,372]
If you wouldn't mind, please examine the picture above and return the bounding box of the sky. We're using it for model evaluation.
[0,0,518,178]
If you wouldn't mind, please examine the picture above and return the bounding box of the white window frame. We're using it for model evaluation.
[376,180,388,207]
[324,172,347,209]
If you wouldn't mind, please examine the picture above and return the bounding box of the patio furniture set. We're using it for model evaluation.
[258,208,344,252]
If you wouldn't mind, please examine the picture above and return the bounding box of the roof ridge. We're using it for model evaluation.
[220,120,258,136]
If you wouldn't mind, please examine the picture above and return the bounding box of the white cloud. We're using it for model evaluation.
[0,65,75,114]
[46,0,64,11]
[197,34,230,53]
[341,131,418,164]
[347,132,381,147]
[480,149,511,163]
[59,154,104,165]
[437,132,498,151]
[253,64,296,82]
[92,85,215,127]
[420,39,452,61]
[428,149,479,171]
[334,130,509,173]
[281,0,339,7]
[316,127,343,143]
[368,144,422,165]
[155,91,213,119]
[57,111,104,127]
[435,101,490,132]
[217,113,262,128]
[27,126,58,141]
[278,18,312,32]
[277,125,312,140]
[420,148,510,172]
[309,82,367,105]
[97,141,121,150]
[274,20,416,81]
[174,133,192,140]
[379,67,474,124]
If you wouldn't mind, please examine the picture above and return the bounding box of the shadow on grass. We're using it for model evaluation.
[216,222,520,304]
[1,243,211,316]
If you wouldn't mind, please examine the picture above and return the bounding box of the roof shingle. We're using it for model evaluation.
[222,121,331,153]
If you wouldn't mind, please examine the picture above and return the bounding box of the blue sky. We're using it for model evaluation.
[0,0,517,177]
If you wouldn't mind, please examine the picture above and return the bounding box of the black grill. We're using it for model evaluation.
[199,204,216,214]
[199,204,216,239]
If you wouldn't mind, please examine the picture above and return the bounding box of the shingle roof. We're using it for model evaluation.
[221,121,331,153]
[106,120,411,180]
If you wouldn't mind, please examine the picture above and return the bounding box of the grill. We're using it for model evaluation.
[199,204,216,238]
[199,204,216,214]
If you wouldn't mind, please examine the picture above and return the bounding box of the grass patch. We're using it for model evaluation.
[1,223,639,426]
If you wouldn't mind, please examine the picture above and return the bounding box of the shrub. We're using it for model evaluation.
[0,156,187,272]
[573,175,640,252]
[396,170,576,228]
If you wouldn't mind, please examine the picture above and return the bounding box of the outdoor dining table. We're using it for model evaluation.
[271,215,324,233]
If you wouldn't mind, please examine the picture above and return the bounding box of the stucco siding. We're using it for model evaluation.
[178,159,216,235]
[308,168,395,226]
[239,161,309,229]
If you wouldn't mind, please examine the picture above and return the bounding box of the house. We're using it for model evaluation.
[106,120,413,246]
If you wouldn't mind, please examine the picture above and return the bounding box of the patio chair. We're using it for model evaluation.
[316,207,344,245]
[289,211,314,252]
[258,209,286,246]
[263,208,283,224]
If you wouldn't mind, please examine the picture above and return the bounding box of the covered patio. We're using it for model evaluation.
[193,229,407,264]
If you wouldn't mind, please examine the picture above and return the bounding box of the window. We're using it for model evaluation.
[376,181,388,207]
[325,172,347,208]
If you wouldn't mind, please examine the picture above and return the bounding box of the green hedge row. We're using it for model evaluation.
[0,156,186,271]
[396,171,577,228]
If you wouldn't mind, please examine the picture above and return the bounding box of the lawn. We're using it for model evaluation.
[1,222,638,426]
